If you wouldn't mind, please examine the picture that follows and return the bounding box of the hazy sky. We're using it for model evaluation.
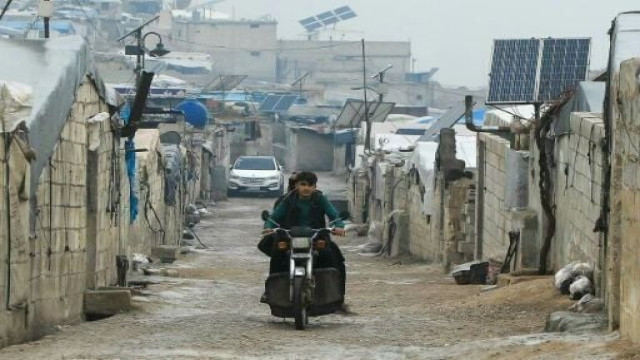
[214,0,639,87]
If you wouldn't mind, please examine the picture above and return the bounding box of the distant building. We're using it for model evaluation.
[170,16,278,81]
[276,40,411,85]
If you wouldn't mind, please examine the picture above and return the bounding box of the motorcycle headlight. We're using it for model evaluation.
[291,237,310,249]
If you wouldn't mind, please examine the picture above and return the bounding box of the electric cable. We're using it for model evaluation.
[0,0,14,21]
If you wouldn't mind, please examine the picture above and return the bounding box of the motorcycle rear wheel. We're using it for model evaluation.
[293,277,307,330]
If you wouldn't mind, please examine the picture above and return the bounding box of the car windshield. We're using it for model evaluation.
[234,157,276,170]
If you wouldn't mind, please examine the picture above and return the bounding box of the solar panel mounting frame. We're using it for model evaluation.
[298,5,357,33]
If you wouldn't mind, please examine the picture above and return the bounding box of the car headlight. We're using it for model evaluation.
[267,175,280,181]
[230,174,240,180]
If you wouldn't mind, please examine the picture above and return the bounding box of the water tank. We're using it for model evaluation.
[176,99,209,129]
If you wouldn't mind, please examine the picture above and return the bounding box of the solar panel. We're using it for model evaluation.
[487,38,590,105]
[333,6,351,15]
[304,22,323,31]
[418,103,467,142]
[317,11,335,20]
[338,12,356,20]
[204,75,247,91]
[334,6,356,20]
[538,38,590,102]
[299,17,317,26]
[259,95,299,112]
[334,99,395,128]
[298,5,357,32]
[321,16,340,25]
[259,96,280,111]
[274,95,299,111]
[487,39,540,104]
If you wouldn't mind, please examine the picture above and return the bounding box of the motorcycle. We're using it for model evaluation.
[260,210,349,330]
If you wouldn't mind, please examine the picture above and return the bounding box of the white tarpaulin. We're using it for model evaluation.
[375,134,421,151]
[0,80,32,131]
[455,134,477,169]
[407,141,439,214]
[406,133,477,214]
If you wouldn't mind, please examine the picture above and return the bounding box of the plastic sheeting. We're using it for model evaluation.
[455,134,478,169]
[374,134,421,151]
[0,36,91,195]
[611,12,640,73]
[504,149,530,210]
[553,81,606,136]
[407,141,439,214]
[163,144,182,206]
[0,80,32,131]
[125,139,138,223]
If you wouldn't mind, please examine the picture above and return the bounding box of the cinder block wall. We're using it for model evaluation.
[477,132,511,261]
[615,58,640,343]
[86,112,121,290]
[0,78,183,349]
[552,113,604,270]
[129,130,168,255]
[407,183,435,259]
[30,80,102,335]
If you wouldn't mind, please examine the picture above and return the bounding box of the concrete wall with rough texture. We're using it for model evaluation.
[29,80,98,333]
[85,112,121,291]
[0,77,183,348]
[614,58,640,343]
[477,132,511,261]
[552,113,604,272]
[292,130,333,172]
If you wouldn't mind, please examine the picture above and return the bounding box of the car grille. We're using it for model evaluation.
[240,177,265,185]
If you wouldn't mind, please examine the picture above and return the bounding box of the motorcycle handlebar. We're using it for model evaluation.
[260,227,343,237]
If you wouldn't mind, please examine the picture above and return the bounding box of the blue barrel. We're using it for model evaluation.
[176,99,209,128]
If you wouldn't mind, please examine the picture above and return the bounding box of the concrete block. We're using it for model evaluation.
[151,246,181,263]
[545,311,607,333]
[84,289,131,316]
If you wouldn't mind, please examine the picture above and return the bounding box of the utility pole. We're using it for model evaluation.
[38,0,53,38]
[372,64,393,102]
[362,39,371,152]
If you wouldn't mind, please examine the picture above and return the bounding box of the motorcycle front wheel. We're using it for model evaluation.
[293,277,307,330]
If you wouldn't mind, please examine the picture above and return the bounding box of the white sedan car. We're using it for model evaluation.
[227,156,285,197]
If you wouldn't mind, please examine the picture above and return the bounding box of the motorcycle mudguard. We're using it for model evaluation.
[265,268,344,318]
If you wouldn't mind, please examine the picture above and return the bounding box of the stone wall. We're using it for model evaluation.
[476,132,511,261]
[407,181,438,261]
[614,58,640,343]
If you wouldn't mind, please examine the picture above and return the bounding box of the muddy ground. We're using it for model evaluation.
[0,176,637,359]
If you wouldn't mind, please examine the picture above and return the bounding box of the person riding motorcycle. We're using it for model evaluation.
[260,171,347,298]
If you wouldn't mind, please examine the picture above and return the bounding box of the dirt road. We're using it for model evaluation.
[0,187,632,359]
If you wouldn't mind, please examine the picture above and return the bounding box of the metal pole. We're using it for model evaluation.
[362,39,371,152]
[534,103,541,121]
[43,0,50,38]
[378,72,384,102]
[135,30,142,85]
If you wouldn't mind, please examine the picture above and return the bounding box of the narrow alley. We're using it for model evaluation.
[0,177,625,359]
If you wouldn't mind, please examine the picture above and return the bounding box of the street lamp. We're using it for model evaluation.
[117,16,171,84]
